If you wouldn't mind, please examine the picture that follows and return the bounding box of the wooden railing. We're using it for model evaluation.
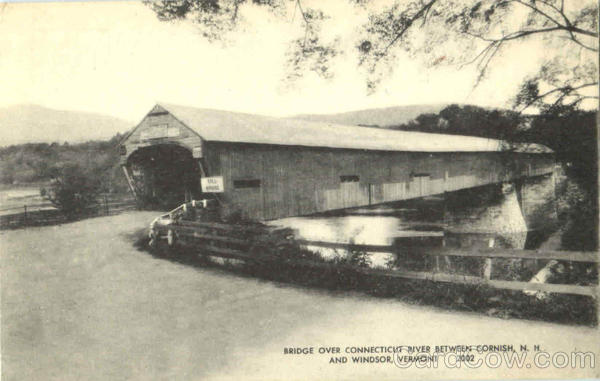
[293,240,598,297]
[0,194,137,229]
[168,221,599,297]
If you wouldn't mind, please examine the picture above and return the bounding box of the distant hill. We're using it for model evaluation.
[291,104,450,127]
[0,104,133,146]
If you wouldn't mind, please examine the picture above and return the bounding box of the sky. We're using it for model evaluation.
[0,1,570,123]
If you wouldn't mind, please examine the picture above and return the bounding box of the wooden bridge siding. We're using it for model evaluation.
[227,145,266,220]
[206,143,554,220]
[121,112,203,164]
[121,106,555,218]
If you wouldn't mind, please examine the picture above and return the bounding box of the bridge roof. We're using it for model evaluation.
[155,103,552,154]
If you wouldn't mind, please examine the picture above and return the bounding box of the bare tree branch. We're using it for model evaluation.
[231,0,241,22]
[561,33,598,51]
[467,24,594,45]
[567,25,598,38]
[518,82,598,113]
[474,40,503,86]
[460,36,498,66]
[379,0,438,57]
[296,0,308,25]
[295,0,310,46]
[420,0,434,27]
[510,0,563,27]
[473,0,598,55]
[463,22,597,75]
[500,26,564,41]
[536,0,598,37]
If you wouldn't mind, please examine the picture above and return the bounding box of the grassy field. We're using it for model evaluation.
[1,212,598,380]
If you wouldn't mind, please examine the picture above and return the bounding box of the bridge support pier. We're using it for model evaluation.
[516,173,558,232]
[442,182,528,249]
[445,183,527,232]
[442,171,558,251]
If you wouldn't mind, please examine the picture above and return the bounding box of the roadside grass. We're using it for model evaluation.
[131,228,597,327]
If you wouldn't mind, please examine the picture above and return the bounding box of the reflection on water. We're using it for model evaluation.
[269,215,408,267]
[268,196,543,269]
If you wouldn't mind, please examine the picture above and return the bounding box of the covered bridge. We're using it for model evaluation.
[119,103,554,220]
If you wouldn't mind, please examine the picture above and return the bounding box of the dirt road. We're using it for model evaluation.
[1,212,598,380]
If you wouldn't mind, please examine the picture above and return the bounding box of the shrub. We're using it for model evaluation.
[42,164,102,218]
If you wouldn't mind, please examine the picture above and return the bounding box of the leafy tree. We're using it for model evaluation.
[42,164,103,218]
[521,109,597,191]
[393,104,524,140]
[0,134,129,194]
[146,0,598,110]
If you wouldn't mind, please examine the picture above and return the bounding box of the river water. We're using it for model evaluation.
[268,194,549,269]
[0,186,54,216]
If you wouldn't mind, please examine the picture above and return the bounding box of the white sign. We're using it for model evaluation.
[140,124,167,140]
[139,124,179,140]
[167,126,180,137]
[201,176,224,193]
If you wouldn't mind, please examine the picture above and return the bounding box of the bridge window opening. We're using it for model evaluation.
[148,111,169,116]
[234,179,261,189]
[340,175,359,183]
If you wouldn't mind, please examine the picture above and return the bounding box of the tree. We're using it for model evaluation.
[393,104,524,140]
[146,0,598,112]
[42,164,103,218]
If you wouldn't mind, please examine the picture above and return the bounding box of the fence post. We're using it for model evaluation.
[435,236,445,273]
[443,236,452,268]
[483,237,495,280]
[483,259,493,280]
[23,204,28,226]
[104,194,109,215]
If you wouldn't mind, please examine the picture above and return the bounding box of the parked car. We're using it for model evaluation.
[148,199,217,248]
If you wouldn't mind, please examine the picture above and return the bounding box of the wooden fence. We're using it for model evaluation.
[303,243,598,297]
[0,194,137,229]
[167,221,598,297]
